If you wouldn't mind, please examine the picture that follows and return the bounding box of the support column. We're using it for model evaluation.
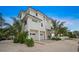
[45,30,47,40]
[38,31,40,41]
[28,29,30,39]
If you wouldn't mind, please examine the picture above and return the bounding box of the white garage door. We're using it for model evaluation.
[40,32,45,40]
[30,31,38,40]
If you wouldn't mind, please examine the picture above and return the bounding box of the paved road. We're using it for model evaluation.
[0,40,78,52]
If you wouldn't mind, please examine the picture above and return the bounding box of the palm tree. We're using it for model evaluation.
[0,13,34,47]
[51,20,68,38]
[0,13,4,28]
[0,13,11,40]
[11,16,34,47]
[58,27,68,36]
[11,17,28,43]
[73,31,79,38]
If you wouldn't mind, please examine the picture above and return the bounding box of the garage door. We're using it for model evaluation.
[40,32,45,40]
[30,31,38,40]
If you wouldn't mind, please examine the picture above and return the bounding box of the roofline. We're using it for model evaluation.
[26,7,54,21]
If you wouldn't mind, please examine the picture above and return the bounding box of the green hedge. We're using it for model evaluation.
[13,32,34,47]
[25,38,34,47]
[13,38,19,43]
[51,37,61,41]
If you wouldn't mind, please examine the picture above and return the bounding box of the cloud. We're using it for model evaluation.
[3,16,13,25]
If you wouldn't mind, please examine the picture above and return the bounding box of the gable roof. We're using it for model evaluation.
[18,7,54,22]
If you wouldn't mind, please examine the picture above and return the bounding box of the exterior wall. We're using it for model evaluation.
[29,30,46,41]
[29,30,39,40]
[22,8,52,40]
[45,17,52,30]
[29,8,44,20]
[20,12,26,20]
[27,16,45,31]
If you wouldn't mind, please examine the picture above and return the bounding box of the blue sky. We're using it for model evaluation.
[0,6,79,31]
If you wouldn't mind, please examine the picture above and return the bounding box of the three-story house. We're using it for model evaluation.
[19,7,53,41]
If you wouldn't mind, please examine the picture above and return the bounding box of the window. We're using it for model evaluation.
[32,19,38,22]
[19,15,21,18]
[43,16,45,19]
[30,33,35,35]
[36,13,38,16]
[24,20,27,25]
[40,34,43,36]
[41,23,43,27]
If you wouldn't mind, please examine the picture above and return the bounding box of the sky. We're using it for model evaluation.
[0,6,79,31]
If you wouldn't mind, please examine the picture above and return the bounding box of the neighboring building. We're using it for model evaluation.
[19,7,53,41]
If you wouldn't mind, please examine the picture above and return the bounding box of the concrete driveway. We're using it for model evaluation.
[0,40,78,52]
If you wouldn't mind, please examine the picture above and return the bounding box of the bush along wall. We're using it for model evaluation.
[25,38,34,47]
[13,32,34,47]
[51,37,61,41]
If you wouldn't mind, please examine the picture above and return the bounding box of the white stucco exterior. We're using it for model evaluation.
[19,8,53,41]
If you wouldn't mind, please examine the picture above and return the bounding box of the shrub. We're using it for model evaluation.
[68,32,77,38]
[51,37,61,41]
[18,33,25,44]
[13,38,19,43]
[48,35,51,40]
[13,32,34,47]
[25,38,34,47]
[19,37,24,44]
[13,32,28,44]
[69,34,76,38]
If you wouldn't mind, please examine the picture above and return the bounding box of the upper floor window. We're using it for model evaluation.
[24,20,27,25]
[36,13,38,16]
[32,19,38,22]
[40,34,43,36]
[43,16,45,19]
[30,33,36,35]
[41,23,43,27]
